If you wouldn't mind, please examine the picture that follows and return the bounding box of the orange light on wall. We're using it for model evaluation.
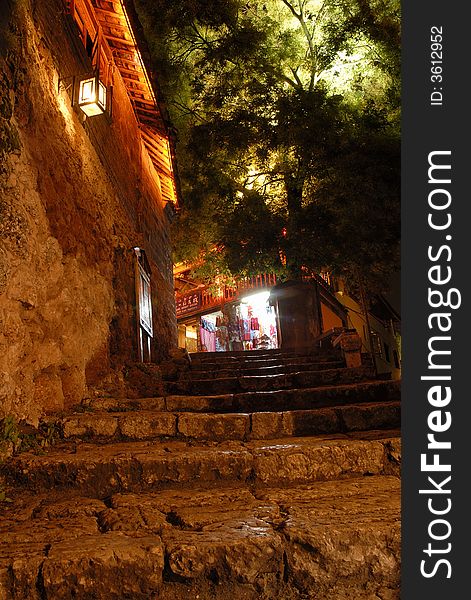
[78,75,107,117]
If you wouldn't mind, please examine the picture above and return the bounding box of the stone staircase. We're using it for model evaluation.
[0,347,401,600]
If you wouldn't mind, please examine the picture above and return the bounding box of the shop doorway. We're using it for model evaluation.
[200,290,278,352]
[178,322,198,353]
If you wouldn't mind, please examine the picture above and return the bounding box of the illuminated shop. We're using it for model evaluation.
[177,290,279,353]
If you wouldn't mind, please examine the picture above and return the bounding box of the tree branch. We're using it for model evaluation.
[290,66,303,88]
[280,0,301,19]
[281,0,320,91]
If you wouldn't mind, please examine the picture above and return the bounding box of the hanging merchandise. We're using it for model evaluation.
[198,291,279,353]
[200,316,216,352]
[235,291,279,351]
[222,304,242,350]
[200,326,216,352]
[216,326,229,351]
[250,317,259,331]
[239,318,251,341]
[199,310,232,352]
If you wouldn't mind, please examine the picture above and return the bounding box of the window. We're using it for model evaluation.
[138,264,153,337]
[134,248,153,362]
[393,349,400,369]
[370,331,383,358]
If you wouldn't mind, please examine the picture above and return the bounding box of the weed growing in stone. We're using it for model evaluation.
[0,415,61,503]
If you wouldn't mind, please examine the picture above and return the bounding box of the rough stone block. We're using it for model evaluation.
[382,437,402,477]
[283,408,340,436]
[165,523,284,585]
[62,414,118,439]
[118,412,176,439]
[239,373,292,392]
[191,377,240,395]
[178,413,249,441]
[86,397,166,412]
[165,394,235,413]
[252,438,386,485]
[124,364,164,398]
[33,369,64,414]
[33,497,107,520]
[259,476,400,599]
[285,518,400,597]
[238,390,291,413]
[9,554,45,600]
[250,411,285,439]
[340,402,400,432]
[60,366,87,409]
[42,534,164,599]
[101,495,170,535]
[139,446,253,488]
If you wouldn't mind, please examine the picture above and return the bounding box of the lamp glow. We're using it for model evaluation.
[78,76,107,117]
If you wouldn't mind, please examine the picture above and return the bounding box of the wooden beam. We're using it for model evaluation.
[114,57,140,71]
[103,33,134,46]
[95,14,122,28]
[95,6,124,18]
[145,152,169,170]
[141,131,168,151]
[141,132,168,154]
[130,96,156,107]
[144,143,171,166]
[113,48,138,59]
[121,75,147,88]
[138,116,166,130]
[102,25,129,38]
[159,173,174,188]
[126,84,151,96]
[134,105,161,118]
[145,150,171,173]
[94,0,123,13]
[113,64,143,77]
[130,95,156,108]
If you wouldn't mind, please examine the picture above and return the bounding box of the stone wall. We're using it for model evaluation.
[0,0,177,423]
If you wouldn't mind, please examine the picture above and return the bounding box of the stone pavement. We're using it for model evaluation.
[0,348,401,599]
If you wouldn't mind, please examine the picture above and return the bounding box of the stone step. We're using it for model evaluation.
[190,348,341,360]
[83,379,400,415]
[190,353,342,369]
[190,359,345,378]
[0,476,400,599]
[3,431,400,497]
[191,348,283,359]
[166,366,374,395]
[164,379,400,413]
[54,401,400,443]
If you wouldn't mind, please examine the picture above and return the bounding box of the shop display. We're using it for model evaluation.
[200,316,216,352]
[198,291,278,352]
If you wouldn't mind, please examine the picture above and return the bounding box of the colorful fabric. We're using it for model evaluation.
[200,327,216,352]
[250,318,259,331]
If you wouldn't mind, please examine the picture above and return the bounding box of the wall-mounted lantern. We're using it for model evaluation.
[77,74,107,117]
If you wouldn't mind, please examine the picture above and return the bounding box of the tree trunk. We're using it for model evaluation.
[284,172,304,279]
[269,280,323,351]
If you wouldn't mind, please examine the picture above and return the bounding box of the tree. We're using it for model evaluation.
[136,0,400,292]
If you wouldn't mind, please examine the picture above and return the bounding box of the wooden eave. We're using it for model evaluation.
[86,0,179,206]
